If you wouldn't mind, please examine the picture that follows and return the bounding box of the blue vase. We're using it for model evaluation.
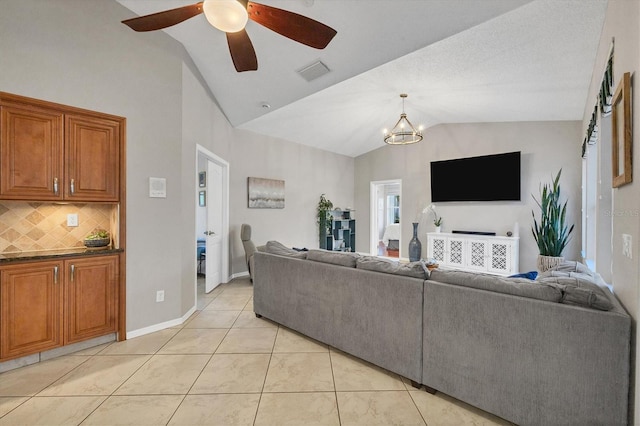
[408,222,422,261]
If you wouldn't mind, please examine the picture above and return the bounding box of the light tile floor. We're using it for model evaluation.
[0,277,513,425]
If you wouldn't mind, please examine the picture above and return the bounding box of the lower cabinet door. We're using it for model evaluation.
[65,256,118,344]
[0,260,64,360]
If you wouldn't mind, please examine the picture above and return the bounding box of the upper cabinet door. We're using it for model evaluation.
[65,114,120,201]
[0,105,64,200]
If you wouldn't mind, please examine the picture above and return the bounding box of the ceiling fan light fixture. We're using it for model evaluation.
[383,94,423,145]
[203,0,249,33]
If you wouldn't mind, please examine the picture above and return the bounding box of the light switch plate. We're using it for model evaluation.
[67,213,78,227]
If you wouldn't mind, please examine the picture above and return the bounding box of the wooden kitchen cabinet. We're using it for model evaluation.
[0,254,119,361]
[0,104,64,200]
[65,114,120,201]
[65,255,118,343]
[0,260,64,359]
[0,93,121,202]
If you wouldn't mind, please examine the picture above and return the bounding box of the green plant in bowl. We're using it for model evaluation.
[84,229,110,247]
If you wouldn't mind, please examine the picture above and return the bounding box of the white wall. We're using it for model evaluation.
[582,1,640,423]
[355,121,582,272]
[228,131,354,274]
[0,0,354,334]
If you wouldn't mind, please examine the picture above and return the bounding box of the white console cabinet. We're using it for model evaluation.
[426,233,519,276]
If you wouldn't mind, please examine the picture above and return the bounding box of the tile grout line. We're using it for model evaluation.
[252,323,279,426]
[327,345,343,426]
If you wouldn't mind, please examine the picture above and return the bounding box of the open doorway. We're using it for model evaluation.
[195,145,229,303]
[370,180,402,258]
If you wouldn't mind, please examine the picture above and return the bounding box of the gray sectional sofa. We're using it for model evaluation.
[253,243,631,426]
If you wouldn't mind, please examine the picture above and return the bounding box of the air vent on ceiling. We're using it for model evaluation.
[297,60,330,82]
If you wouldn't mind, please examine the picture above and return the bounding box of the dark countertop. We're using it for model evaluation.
[0,247,123,264]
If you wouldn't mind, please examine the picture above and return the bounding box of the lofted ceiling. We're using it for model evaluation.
[116,0,608,157]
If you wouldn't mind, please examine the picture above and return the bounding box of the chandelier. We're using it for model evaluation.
[383,94,423,145]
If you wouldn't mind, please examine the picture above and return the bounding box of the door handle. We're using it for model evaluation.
[204,231,216,235]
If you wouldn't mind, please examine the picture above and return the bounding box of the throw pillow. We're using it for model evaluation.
[509,271,538,280]
[306,249,359,267]
[537,275,613,311]
[545,260,595,277]
[265,240,308,259]
[356,256,428,279]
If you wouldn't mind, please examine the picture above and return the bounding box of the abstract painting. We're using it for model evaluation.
[248,177,285,209]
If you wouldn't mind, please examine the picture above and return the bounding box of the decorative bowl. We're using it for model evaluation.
[84,238,110,248]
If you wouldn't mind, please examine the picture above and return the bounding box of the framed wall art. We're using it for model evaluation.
[248,177,285,209]
[199,171,206,187]
[612,72,632,188]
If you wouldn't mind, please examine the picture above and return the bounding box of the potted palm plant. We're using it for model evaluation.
[531,169,574,271]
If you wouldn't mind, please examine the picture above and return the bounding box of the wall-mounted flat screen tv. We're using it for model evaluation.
[430,151,521,202]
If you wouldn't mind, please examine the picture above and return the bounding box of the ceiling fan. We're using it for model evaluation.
[121,0,337,72]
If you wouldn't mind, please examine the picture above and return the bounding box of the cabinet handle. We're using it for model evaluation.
[53,178,59,195]
[70,179,75,195]
[70,264,75,282]
[54,266,58,284]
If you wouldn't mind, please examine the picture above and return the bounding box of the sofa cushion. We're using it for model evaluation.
[265,240,307,259]
[537,274,613,311]
[429,269,562,302]
[356,256,428,279]
[306,249,359,267]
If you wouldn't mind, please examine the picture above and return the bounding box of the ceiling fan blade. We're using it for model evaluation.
[122,2,204,32]
[227,29,258,72]
[246,2,337,49]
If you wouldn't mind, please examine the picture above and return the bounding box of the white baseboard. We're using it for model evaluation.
[126,306,197,339]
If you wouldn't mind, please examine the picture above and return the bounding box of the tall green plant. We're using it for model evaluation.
[317,193,333,228]
[531,169,574,257]
[317,194,333,249]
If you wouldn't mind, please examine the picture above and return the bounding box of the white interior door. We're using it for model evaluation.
[205,160,223,292]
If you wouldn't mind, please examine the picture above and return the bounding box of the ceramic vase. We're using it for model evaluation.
[409,222,422,261]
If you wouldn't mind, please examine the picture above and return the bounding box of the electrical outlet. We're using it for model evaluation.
[67,213,78,227]
[622,234,632,259]
[156,290,165,302]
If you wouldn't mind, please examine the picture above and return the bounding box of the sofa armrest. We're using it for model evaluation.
[423,280,630,426]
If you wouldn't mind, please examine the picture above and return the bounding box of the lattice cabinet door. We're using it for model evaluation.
[446,237,466,269]
[486,241,512,275]
[427,235,447,264]
[466,239,489,271]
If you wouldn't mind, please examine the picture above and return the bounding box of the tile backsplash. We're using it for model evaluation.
[0,202,116,254]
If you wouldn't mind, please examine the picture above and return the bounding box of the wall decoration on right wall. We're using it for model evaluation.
[612,72,632,188]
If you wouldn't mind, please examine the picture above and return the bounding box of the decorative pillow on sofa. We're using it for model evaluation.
[356,256,428,279]
[544,260,594,277]
[265,241,307,259]
[306,249,359,267]
[429,269,562,302]
[537,274,613,311]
